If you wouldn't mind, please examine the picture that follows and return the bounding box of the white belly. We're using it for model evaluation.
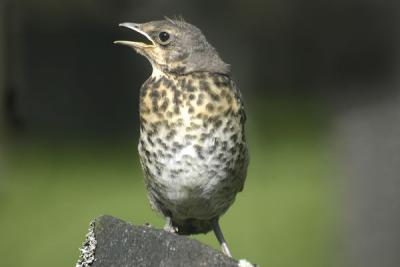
[139,118,246,220]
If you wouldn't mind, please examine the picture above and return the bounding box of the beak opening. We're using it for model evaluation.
[114,23,156,48]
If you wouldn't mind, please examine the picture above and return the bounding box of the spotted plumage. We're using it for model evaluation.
[138,72,247,234]
[115,18,248,257]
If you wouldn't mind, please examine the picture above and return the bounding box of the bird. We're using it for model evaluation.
[114,18,248,257]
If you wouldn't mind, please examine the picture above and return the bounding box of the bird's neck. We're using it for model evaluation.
[150,61,167,80]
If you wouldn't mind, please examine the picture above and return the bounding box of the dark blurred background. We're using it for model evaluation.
[1,1,399,266]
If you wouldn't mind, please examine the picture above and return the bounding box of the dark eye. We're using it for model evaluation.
[158,31,170,43]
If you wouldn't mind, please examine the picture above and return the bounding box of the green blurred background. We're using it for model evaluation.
[1,1,398,267]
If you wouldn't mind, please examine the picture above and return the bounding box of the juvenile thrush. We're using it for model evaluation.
[115,18,248,257]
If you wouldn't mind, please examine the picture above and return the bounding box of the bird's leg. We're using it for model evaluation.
[163,216,177,233]
[212,218,232,258]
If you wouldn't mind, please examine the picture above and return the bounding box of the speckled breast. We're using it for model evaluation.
[138,72,248,221]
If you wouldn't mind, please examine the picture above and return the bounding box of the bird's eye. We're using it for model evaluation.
[158,31,170,44]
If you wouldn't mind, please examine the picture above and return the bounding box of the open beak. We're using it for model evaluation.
[114,23,156,49]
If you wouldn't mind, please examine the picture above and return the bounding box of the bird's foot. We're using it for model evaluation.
[163,224,178,233]
[221,242,232,258]
[163,216,178,233]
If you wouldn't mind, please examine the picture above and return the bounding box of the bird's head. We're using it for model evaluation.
[114,18,230,76]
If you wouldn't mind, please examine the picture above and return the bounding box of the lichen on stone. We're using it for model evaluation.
[76,220,97,267]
